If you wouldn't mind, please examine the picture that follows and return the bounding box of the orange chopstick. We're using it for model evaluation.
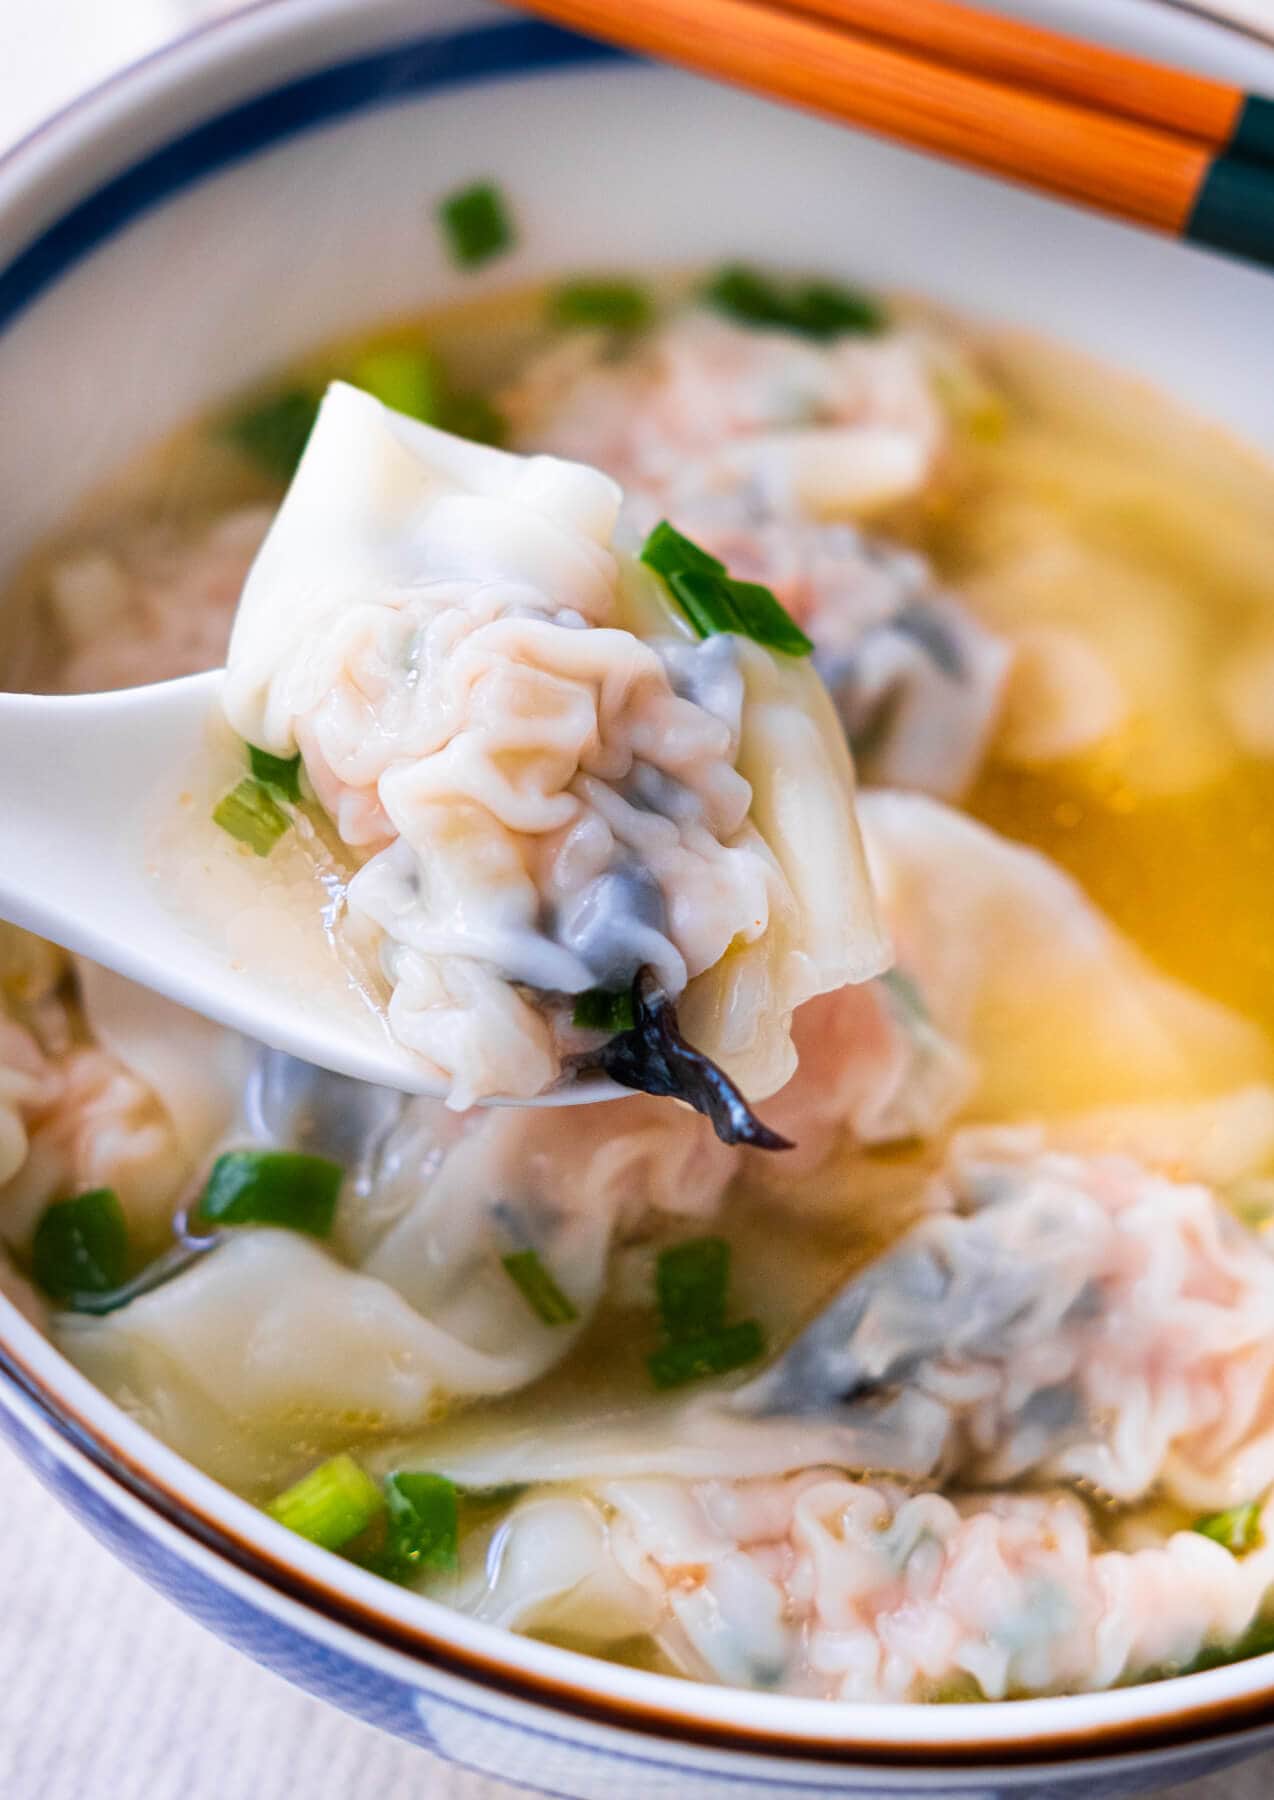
[505,0,1274,270]
[777,0,1272,160]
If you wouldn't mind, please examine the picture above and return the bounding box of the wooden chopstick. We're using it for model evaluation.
[506,0,1274,272]
[776,0,1274,163]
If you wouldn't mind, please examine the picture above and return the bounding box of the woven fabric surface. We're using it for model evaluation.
[0,1439,507,1799]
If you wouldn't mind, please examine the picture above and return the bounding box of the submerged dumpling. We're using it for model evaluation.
[500,309,950,522]
[449,1474,1274,1702]
[57,1082,740,1491]
[57,1229,540,1492]
[221,384,886,1114]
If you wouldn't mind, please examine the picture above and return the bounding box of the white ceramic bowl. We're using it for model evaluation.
[1,3,1273,1793]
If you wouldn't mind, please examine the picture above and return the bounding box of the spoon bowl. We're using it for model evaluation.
[0,670,622,1104]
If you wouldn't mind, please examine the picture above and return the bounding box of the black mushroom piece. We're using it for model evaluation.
[579,967,794,1152]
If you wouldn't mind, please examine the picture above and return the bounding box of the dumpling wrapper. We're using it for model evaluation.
[73,958,250,1163]
[221,384,886,1106]
[858,792,1271,1118]
[56,1229,577,1494]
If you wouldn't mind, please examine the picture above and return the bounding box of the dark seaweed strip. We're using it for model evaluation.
[581,969,793,1152]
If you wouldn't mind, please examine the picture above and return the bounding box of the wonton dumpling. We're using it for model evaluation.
[57,1091,740,1493]
[447,1475,1274,1702]
[356,1090,737,1313]
[74,960,250,1165]
[57,1229,571,1492]
[222,384,885,1108]
[410,1139,1274,1514]
[500,311,949,522]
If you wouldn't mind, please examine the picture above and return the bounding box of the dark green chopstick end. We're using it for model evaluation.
[1231,94,1274,170]
[1187,152,1274,274]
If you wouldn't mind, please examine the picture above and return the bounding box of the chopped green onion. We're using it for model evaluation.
[197,1149,343,1237]
[501,1249,579,1326]
[213,778,290,857]
[572,987,636,1034]
[350,346,443,422]
[640,521,813,657]
[1177,1614,1274,1676]
[550,278,652,331]
[640,519,727,583]
[787,280,886,339]
[440,392,508,446]
[647,1319,766,1390]
[384,1472,460,1575]
[656,1236,730,1341]
[247,744,302,803]
[720,579,814,657]
[266,1453,384,1550]
[703,264,886,340]
[702,265,791,330]
[666,568,743,640]
[437,182,514,268]
[31,1189,129,1303]
[224,386,321,480]
[1194,1502,1263,1555]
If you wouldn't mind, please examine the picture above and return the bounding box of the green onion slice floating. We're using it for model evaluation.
[647,1319,766,1391]
[703,264,886,340]
[266,1454,384,1550]
[702,265,791,330]
[437,182,514,268]
[31,1188,129,1303]
[1193,1502,1263,1555]
[384,1472,460,1575]
[197,1149,343,1238]
[640,521,813,658]
[247,744,302,802]
[350,346,444,422]
[213,778,290,857]
[550,278,652,331]
[500,1249,579,1326]
[655,1236,730,1341]
[788,280,886,339]
[224,386,321,481]
[440,391,507,447]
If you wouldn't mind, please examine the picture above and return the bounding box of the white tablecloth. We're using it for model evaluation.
[4,5,1274,1796]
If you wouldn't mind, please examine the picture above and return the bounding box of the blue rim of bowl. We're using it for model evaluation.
[0,16,628,334]
[3,0,1274,1769]
[8,1323,1274,1772]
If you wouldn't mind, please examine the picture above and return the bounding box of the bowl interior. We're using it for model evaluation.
[2,0,1274,1767]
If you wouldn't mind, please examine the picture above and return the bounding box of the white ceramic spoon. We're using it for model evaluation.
[0,670,615,1105]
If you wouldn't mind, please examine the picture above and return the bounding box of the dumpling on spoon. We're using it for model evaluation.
[221,385,886,1132]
